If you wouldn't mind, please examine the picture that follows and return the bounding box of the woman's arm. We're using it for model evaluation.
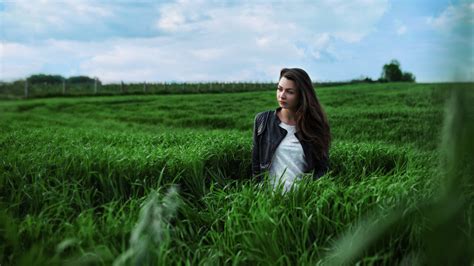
[252,114,261,179]
[313,154,330,179]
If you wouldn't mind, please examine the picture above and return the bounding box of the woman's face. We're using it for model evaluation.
[277,76,299,111]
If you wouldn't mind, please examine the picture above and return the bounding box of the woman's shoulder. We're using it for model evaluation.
[254,109,274,120]
[254,110,274,127]
[254,110,275,135]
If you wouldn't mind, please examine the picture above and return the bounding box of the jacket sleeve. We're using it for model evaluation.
[313,153,330,179]
[252,113,261,179]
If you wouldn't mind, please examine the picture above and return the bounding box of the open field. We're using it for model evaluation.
[0,80,370,99]
[0,83,472,265]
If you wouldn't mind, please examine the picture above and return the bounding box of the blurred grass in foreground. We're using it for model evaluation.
[325,88,474,265]
[0,83,471,264]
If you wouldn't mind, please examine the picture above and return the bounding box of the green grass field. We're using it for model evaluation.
[1,83,472,265]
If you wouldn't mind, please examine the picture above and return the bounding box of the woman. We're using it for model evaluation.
[252,68,331,191]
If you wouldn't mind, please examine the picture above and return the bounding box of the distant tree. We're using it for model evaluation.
[27,74,64,84]
[381,60,403,82]
[67,76,100,84]
[380,59,415,82]
[350,76,374,84]
[401,72,416,82]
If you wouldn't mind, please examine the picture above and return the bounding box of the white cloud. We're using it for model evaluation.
[394,19,407,35]
[0,0,159,42]
[397,25,407,35]
[157,6,187,31]
[191,48,226,61]
[426,2,474,33]
[314,0,389,43]
[423,1,474,82]
[0,39,104,80]
[1,0,113,38]
[1,0,390,82]
[0,42,43,79]
[256,36,271,48]
[313,33,332,50]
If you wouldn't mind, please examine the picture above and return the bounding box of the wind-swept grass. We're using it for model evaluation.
[0,82,471,265]
[322,87,474,265]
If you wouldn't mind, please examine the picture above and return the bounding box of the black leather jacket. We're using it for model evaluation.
[252,107,329,180]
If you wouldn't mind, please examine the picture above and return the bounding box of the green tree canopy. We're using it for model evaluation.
[67,76,100,84]
[381,60,403,82]
[401,72,416,82]
[27,74,65,84]
[380,59,415,82]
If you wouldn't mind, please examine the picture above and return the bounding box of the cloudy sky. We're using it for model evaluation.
[0,0,472,83]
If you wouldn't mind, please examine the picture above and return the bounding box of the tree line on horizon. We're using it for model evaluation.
[1,59,415,86]
[22,75,102,85]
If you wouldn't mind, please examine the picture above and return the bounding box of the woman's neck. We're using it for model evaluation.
[278,108,297,125]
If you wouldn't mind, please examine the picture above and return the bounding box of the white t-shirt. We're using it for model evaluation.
[269,122,306,192]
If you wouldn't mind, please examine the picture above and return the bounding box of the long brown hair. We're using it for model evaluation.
[280,68,331,161]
